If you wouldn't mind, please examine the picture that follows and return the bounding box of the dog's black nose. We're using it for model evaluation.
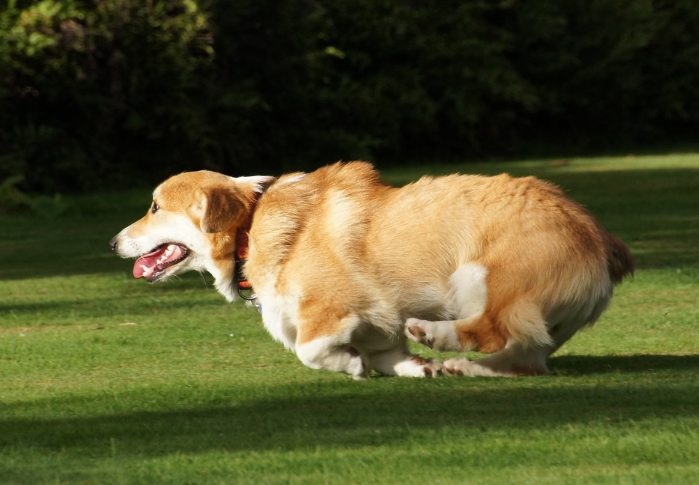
[109,236,118,251]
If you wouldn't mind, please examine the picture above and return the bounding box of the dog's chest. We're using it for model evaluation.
[255,286,298,350]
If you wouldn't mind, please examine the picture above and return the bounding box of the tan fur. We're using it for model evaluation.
[111,162,633,378]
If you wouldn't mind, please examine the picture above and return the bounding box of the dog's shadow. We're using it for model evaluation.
[550,354,699,375]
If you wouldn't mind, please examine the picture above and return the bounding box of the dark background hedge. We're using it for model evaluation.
[2,0,698,194]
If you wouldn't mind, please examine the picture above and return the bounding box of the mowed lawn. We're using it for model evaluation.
[1,154,698,485]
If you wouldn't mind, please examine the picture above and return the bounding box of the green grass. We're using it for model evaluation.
[1,153,699,484]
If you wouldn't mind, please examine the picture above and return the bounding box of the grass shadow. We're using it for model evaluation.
[550,354,699,375]
[1,354,697,459]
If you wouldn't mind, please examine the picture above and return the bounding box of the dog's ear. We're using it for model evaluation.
[188,186,247,233]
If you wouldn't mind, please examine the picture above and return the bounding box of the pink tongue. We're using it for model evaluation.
[133,245,184,279]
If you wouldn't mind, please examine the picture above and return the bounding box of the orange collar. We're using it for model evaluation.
[235,228,255,300]
[234,182,272,301]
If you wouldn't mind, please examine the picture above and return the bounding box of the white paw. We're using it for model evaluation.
[443,357,503,377]
[405,318,435,348]
[400,356,444,378]
[405,318,462,352]
[420,357,444,377]
[443,357,475,376]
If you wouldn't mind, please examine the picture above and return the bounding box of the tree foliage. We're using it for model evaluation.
[0,0,212,193]
[1,0,698,194]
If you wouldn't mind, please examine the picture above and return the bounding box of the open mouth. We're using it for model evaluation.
[133,243,190,282]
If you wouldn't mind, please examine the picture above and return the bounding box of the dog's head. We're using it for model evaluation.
[110,170,274,301]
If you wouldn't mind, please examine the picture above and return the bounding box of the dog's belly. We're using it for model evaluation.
[253,262,489,354]
[257,290,456,352]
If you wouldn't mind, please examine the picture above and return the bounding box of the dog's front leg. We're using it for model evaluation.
[294,315,368,379]
[367,346,443,378]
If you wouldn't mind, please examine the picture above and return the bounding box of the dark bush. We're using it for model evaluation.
[0,0,212,193]
[1,0,698,195]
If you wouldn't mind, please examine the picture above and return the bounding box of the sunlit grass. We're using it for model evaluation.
[1,153,698,484]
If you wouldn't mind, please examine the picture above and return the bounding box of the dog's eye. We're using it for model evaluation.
[151,202,159,214]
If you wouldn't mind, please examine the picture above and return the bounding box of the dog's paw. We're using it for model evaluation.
[405,318,435,348]
[443,357,503,377]
[392,354,444,377]
[405,318,463,352]
[416,356,444,377]
[443,357,474,376]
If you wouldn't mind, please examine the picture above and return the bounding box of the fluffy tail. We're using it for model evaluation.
[606,234,634,284]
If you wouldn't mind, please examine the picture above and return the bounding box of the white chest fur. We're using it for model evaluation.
[255,286,298,351]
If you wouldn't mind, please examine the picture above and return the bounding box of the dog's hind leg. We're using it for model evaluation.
[294,318,368,379]
[406,299,551,353]
[294,310,379,379]
[449,306,556,377]
[405,315,484,352]
[404,262,503,352]
[405,310,552,377]
[406,299,554,376]
[442,340,550,377]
